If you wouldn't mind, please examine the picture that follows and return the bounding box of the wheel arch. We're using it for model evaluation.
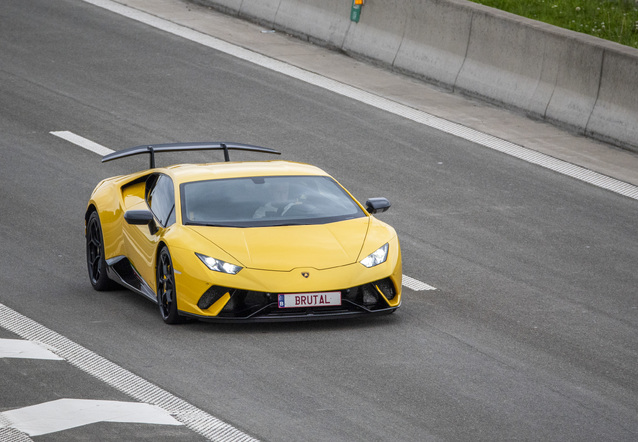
[156,241,169,263]
[85,204,98,224]
[154,240,170,282]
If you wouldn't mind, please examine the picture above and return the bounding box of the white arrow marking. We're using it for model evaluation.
[0,399,181,437]
[0,339,63,360]
[0,304,259,441]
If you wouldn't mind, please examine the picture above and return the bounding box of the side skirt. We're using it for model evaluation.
[105,256,157,304]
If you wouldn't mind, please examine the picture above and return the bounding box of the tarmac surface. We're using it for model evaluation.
[2,1,637,441]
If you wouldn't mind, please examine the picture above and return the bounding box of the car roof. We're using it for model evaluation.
[160,160,329,184]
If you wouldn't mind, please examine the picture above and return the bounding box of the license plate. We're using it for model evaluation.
[278,292,341,308]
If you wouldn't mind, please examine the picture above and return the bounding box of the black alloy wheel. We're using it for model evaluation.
[86,211,116,291]
[157,247,182,324]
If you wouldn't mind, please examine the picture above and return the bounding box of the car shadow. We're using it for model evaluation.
[180,311,400,335]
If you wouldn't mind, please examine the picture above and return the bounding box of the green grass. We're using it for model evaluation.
[467,0,638,48]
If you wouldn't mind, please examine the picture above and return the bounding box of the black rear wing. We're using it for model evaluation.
[102,142,281,168]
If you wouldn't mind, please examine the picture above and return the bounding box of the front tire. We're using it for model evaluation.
[86,211,117,291]
[157,247,183,324]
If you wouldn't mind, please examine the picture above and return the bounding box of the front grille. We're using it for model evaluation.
[197,278,397,319]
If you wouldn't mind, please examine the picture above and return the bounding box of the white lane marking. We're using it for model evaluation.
[80,0,638,201]
[0,426,33,442]
[0,304,258,442]
[0,339,63,360]
[1,399,181,437]
[50,131,114,156]
[402,275,436,291]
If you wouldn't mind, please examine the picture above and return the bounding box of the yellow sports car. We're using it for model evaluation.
[85,142,401,323]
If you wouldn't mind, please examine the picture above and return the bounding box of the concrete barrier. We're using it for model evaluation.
[455,6,603,132]
[192,0,638,153]
[238,0,279,26]
[342,1,409,66]
[276,0,351,48]
[588,47,638,148]
[196,0,242,16]
[392,1,472,88]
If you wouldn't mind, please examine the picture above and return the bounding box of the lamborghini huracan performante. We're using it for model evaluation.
[85,142,401,323]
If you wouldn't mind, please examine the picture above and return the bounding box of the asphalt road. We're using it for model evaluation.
[1,0,637,441]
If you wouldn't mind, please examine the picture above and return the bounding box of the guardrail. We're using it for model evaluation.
[192,0,638,153]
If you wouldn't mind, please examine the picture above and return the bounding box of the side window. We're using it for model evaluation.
[147,174,176,227]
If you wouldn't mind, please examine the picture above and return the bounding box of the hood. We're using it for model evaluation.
[186,217,371,271]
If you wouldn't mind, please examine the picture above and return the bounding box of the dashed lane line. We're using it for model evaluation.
[51,131,114,156]
[402,275,437,291]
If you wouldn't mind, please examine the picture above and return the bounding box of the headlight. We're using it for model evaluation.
[360,243,389,268]
[196,253,242,274]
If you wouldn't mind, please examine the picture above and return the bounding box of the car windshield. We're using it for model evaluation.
[181,175,366,227]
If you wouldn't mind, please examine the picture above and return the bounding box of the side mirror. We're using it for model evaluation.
[124,210,154,225]
[365,198,391,214]
[124,210,158,235]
